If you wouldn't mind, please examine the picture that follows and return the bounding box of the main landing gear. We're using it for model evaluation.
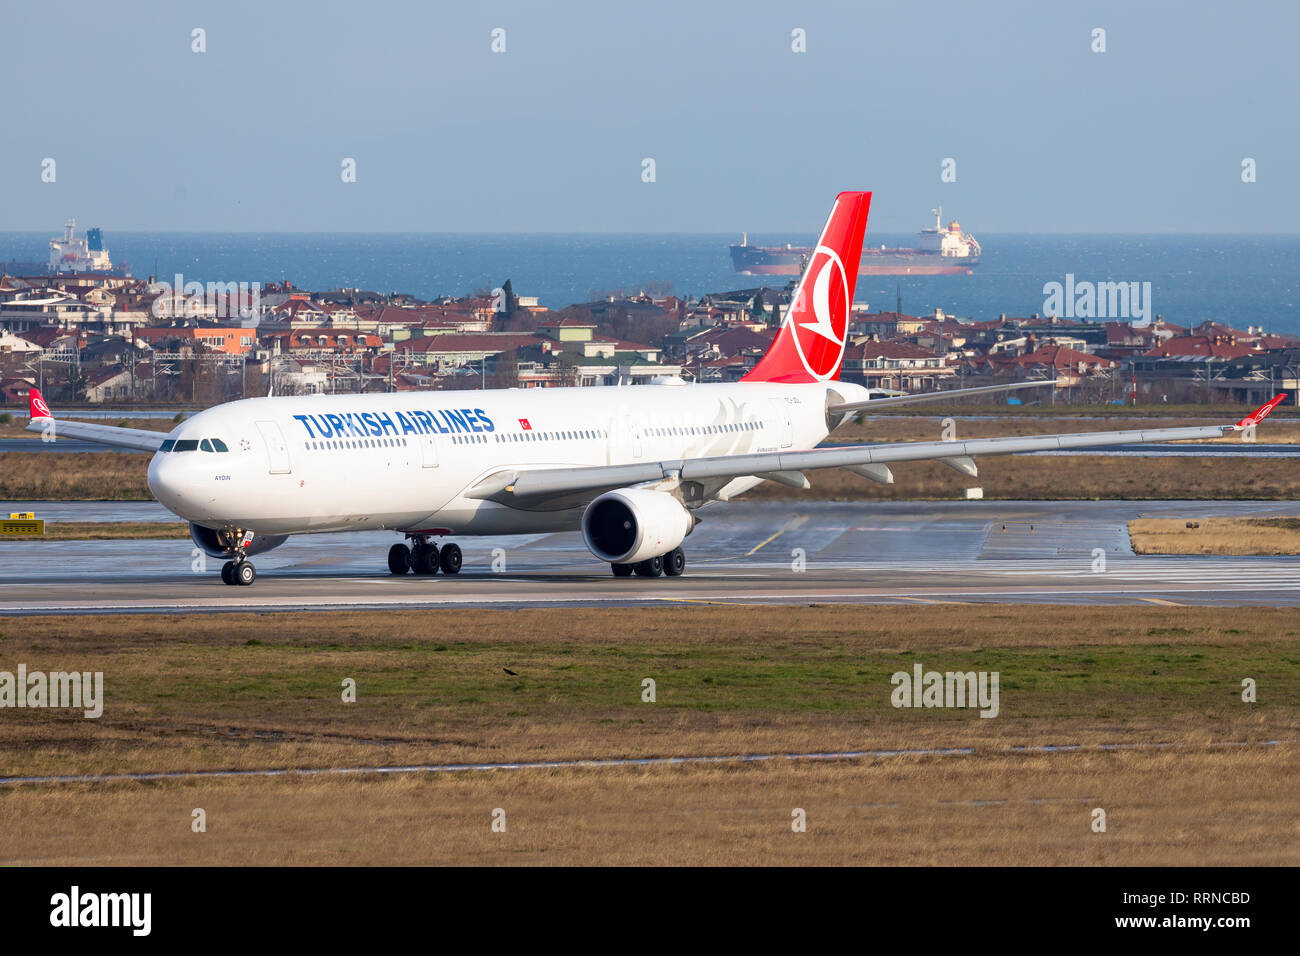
[220,558,256,586]
[611,546,686,579]
[388,537,463,576]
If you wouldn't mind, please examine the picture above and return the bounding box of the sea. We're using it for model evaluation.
[3,231,1299,336]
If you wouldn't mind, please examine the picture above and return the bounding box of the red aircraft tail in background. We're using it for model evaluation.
[742,191,872,385]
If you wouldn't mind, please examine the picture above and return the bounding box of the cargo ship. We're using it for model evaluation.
[730,205,980,276]
[2,220,132,277]
[46,219,131,276]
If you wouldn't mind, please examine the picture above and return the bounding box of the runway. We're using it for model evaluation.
[2,500,1298,613]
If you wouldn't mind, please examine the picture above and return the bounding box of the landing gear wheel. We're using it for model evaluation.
[664,547,686,576]
[412,543,440,575]
[388,543,412,575]
[234,561,256,586]
[611,563,634,577]
[438,543,462,575]
[634,555,664,578]
[221,561,236,585]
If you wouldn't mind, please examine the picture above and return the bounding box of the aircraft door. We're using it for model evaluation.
[767,399,793,448]
[420,432,439,468]
[255,420,292,474]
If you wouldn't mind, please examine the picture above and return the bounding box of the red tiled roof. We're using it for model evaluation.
[1012,344,1112,369]
[1140,335,1261,360]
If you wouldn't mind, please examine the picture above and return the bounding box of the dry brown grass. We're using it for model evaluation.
[0,452,151,499]
[1129,516,1300,555]
[0,605,1295,864]
[2,746,1295,865]
[0,417,175,439]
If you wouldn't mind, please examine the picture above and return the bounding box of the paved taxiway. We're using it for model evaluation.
[1,500,1297,613]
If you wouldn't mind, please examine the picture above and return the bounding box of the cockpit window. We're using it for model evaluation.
[170,437,229,453]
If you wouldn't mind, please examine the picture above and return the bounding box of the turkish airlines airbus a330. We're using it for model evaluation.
[26,192,1286,585]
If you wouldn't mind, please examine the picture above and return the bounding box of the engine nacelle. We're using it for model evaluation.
[582,488,695,565]
[189,523,289,559]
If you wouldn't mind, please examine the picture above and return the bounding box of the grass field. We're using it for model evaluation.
[0,605,1295,864]
[0,417,176,439]
[1,521,189,541]
[0,452,152,500]
[1129,516,1300,555]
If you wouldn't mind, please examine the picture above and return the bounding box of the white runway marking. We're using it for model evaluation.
[0,740,1282,788]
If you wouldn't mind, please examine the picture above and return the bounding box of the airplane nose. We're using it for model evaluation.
[148,453,193,516]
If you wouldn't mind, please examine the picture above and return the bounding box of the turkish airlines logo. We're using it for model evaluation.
[518,418,532,430]
[32,393,51,418]
[789,244,849,381]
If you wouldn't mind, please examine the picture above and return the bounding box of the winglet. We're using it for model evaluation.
[28,386,52,421]
[1234,393,1287,430]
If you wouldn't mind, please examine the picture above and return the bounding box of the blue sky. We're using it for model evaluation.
[4,0,1296,232]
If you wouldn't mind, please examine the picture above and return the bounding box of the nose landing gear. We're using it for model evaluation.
[220,558,256,586]
[218,530,257,586]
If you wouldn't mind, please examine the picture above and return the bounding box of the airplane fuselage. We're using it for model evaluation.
[147,380,871,539]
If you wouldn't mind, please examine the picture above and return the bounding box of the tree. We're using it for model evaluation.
[64,364,87,403]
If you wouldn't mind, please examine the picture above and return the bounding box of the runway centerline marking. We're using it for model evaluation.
[745,514,808,556]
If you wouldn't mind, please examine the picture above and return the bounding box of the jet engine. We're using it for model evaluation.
[189,523,289,559]
[582,488,695,565]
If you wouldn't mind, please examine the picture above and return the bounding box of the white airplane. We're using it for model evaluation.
[26,192,1287,586]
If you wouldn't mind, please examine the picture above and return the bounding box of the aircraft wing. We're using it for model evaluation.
[23,387,169,452]
[469,394,1288,505]
[828,379,1056,412]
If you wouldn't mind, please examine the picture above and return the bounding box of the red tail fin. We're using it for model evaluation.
[742,191,871,384]
[29,386,52,420]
